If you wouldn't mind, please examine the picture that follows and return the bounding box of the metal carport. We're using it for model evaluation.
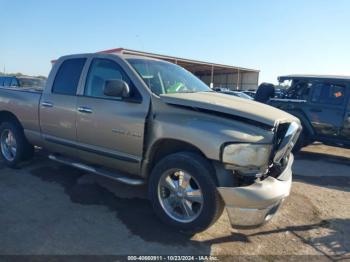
[99,48,260,91]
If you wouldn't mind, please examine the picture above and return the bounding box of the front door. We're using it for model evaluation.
[75,58,149,174]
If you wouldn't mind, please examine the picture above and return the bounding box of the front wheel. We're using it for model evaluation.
[292,129,308,154]
[148,152,224,233]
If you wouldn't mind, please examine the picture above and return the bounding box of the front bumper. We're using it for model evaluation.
[218,154,293,228]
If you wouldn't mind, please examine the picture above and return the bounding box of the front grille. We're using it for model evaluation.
[274,122,290,149]
[273,121,301,164]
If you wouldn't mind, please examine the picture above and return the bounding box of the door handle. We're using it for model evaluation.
[41,101,53,108]
[78,106,93,114]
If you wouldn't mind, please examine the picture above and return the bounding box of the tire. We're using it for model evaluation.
[255,83,275,103]
[292,129,307,154]
[0,121,33,168]
[148,152,224,233]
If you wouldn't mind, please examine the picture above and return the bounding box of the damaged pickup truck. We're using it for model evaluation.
[0,53,301,232]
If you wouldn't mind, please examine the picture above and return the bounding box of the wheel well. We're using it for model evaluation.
[289,110,314,138]
[146,139,212,176]
[150,139,205,164]
[0,111,22,128]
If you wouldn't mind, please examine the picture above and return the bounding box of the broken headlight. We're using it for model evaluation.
[222,143,272,170]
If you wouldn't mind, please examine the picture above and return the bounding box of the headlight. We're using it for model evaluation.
[222,143,272,168]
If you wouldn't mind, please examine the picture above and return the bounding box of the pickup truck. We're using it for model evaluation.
[0,53,301,232]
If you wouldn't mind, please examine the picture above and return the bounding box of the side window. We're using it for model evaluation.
[52,58,86,95]
[291,81,312,100]
[11,78,18,87]
[0,77,4,86]
[4,77,12,86]
[311,82,345,105]
[311,83,323,103]
[84,58,139,99]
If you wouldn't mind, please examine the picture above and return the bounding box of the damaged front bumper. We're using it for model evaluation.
[218,154,293,228]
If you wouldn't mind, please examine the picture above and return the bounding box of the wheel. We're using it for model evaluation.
[255,83,275,103]
[148,152,224,233]
[0,121,33,168]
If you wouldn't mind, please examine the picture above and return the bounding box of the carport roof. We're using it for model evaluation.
[279,74,350,81]
[99,48,259,75]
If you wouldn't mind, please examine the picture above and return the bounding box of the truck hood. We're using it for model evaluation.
[160,92,295,127]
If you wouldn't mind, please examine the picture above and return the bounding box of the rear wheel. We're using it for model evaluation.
[149,152,224,233]
[0,122,33,168]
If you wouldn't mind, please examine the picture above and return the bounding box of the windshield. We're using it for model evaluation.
[278,79,292,89]
[127,58,212,95]
[18,78,46,88]
[278,79,309,99]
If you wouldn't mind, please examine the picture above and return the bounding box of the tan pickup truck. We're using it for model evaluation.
[0,53,301,232]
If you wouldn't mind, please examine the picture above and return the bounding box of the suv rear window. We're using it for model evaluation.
[52,58,86,95]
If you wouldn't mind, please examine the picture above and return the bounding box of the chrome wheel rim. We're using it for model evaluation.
[157,169,204,223]
[1,129,17,162]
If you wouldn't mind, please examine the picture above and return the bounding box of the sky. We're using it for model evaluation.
[1,0,350,83]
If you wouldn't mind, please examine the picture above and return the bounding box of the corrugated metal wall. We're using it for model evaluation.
[198,71,259,90]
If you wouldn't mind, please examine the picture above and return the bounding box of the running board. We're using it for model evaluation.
[48,154,144,186]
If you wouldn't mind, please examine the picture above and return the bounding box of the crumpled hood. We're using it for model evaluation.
[160,92,297,127]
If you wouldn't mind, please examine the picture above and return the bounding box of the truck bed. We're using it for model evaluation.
[0,87,42,135]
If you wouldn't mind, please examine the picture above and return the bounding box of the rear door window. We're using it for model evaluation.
[52,58,86,95]
[311,82,346,105]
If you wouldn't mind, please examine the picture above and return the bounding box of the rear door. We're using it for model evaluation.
[40,57,87,156]
[305,81,348,140]
[75,56,149,174]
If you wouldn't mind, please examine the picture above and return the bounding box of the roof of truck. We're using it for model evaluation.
[279,74,350,81]
[51,52,172,64]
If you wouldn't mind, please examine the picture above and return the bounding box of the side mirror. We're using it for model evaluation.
[104,79,130,98]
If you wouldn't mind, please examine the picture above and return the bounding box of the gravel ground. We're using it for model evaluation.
[0,144,349,260]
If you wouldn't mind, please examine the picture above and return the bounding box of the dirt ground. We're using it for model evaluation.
[0,144,349,260]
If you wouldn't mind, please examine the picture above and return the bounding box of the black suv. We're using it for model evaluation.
[268,75,350,152]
